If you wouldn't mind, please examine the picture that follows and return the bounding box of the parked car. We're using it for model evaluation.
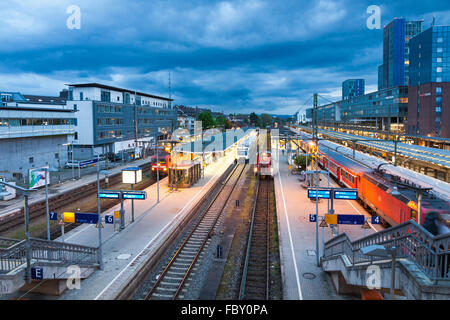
[64,160,85,168]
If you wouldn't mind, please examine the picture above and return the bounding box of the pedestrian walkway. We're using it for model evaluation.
[273,149,383,300]
[49,151,237,300]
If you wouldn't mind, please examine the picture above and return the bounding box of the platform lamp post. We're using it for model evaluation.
[360,245,397,300]
[39,167,59,240]
[96,168,110,270]
[122,167,142,224]
[0,180,35,283]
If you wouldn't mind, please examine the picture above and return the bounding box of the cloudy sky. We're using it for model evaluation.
[1,0,449,114]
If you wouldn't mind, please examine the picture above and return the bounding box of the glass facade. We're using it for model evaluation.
[342,79,364,100]
[93,101,177,144]
[409,26,450,85]
[380,19,423,89]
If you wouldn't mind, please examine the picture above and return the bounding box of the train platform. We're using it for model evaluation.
[46,152,236,300]
[0,157,151,219]
[273,150,383,300]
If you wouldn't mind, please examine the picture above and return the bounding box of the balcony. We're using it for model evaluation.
[0,125,76,139]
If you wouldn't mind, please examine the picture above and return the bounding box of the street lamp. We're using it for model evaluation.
[0,180,35,283]
[360,244,397,300]
[97,168,110,270]
[39,167,59,240]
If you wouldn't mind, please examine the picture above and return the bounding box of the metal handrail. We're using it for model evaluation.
[1,238,99,274]
[323,220,450,283]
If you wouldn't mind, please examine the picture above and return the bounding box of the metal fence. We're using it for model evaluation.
[0,237,99,274]
[323,220,450,284]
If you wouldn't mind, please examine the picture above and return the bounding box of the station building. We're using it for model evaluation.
[0,91,76,182]
[307,86,408,137]
[65,83,177,160]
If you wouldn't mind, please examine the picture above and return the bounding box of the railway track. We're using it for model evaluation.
[239,175,271,300]
[143,163,247,300]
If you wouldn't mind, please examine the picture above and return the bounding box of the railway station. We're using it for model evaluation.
[294,125,450,183]
[1,125,448,301]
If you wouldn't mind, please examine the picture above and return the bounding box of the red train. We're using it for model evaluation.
[255,151,273,177]
[150,152,171,175]
[302,142,449,227]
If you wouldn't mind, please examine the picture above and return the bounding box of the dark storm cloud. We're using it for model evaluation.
[0,0,449,113]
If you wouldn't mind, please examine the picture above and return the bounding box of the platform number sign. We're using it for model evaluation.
[31,267,43,280]
[49,211,58,221]
[371,216,381,224]
[105,215,114,224]
[309,214,317,222]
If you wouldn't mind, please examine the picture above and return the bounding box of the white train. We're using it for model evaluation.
[237,135,257,163]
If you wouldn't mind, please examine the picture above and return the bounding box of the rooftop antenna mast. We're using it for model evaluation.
[168,71,172,109]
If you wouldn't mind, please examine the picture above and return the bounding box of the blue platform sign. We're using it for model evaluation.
[307,189,331,199]
[49,211,58,221]
[123,192,146,200]
[334,189,358,200]
[74,212,99,224]
[31,267,43,280]
[98,192,120,199]
[371,216,381,224]
[79,158,99,167]
[309,214,317,222]
[337,214,365,225]
[105,215,114,224]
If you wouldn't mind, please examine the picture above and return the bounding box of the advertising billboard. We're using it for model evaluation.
[29,166,49,189]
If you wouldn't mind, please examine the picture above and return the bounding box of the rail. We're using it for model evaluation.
[0,237,99,274]
[144,163,245,300]
[323,220,450,284]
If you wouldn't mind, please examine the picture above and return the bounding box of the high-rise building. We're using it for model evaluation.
[407,25,450,138]
[342,79,365,100]
[378,65,383,90]
[379,18,423,89]
[409,26,450,85]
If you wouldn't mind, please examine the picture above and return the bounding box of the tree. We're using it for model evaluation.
[260,113,273,128]
[215,115,226,129]
[249,112,259,127]
[197,111,215,130]
[294,155,307,170]
[224,119,232,129]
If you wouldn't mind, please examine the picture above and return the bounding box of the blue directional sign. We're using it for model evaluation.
[79,158,99,167]
[307,189,331,199]
[98,190,147,200]
[334,189,358,200]
[74,212,99,224]
[309,214,317,222]
[49,211,58,221]
[105,215,114,224]
[371,216,381,224]
[31,267,43,280]
[123,192,146,200]
[337,214,365,225]
[98,192,120,199]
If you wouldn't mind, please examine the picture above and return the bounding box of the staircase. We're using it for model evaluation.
[321,220,450,299]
